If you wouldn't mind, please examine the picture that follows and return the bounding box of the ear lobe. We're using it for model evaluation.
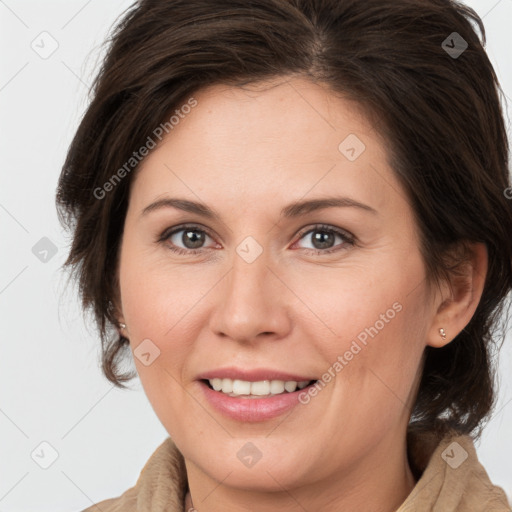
[109,298,128,336]
[426,242,487,348]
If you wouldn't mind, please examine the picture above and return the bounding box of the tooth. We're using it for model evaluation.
[232,379,251,395]
[269,380,285,394]
[211,378,223,391]
[221,378,233,393]
[208,378,314,396]
[284,380,297,392]
[250,380,271,395]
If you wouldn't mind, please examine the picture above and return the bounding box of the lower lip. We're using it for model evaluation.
[198,380,315,422]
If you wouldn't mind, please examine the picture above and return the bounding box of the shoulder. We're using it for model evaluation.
[401,429,511,511]
[77,437,187,512]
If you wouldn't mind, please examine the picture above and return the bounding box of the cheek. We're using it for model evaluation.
[301,253,424,349]
[119,239,209,340]
[301,250,428,409]
[117,241,226,416]
[118,256,197,434]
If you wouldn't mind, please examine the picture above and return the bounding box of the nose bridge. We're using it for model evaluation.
[211,235,289,341]
[226,239,272,315]
[226,229,271,297]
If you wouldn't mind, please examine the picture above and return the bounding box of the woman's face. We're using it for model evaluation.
[118,77,433,495]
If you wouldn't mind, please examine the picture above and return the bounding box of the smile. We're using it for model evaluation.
[205,378,314,397]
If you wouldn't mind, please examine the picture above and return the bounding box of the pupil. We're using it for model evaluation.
[313,230,334,249]
[184,230,204,249]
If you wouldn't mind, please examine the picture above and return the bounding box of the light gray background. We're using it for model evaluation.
[1,1,511,510]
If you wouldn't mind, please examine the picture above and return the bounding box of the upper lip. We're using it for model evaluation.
[196,367,317,382]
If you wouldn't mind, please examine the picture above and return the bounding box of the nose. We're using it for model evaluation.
[208,247,292,344]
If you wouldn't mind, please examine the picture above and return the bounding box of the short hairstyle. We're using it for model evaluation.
[56,0,512,439]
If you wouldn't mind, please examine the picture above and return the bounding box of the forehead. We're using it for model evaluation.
[129,77,403,221]
[172,77,383,154]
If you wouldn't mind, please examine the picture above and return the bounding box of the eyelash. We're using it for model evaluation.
[157,223,355,256]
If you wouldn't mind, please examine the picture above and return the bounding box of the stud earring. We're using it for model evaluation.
[439,327,446,340]
[119,323,126,329]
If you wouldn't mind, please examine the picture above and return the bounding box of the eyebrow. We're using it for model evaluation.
[140,196,378,220]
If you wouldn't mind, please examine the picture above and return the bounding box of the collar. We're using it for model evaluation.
[85,429,510,511]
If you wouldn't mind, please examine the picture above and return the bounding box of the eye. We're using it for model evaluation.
[157,223,355,256]
[293,224,355,254]
[158,224,217,255]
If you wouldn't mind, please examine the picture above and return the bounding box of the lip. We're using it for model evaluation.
[196,367,316,382]
[198,379,317,422]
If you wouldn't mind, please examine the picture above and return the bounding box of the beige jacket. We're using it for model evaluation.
[82,431,511,511]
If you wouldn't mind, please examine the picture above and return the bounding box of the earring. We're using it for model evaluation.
[119,323,126,329]
[439,327,446,340]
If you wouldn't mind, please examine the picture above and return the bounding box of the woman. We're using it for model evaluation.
[56,0,512,510]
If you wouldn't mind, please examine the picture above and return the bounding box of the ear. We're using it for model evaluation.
[426,242,487,348]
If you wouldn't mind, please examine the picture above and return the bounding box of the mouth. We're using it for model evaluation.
[201,378,318,398]
[197,371,320,421]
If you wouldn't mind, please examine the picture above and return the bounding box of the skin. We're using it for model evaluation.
[116,76,487,512]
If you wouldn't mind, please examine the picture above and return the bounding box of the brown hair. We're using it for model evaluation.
[56,0,512,439]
